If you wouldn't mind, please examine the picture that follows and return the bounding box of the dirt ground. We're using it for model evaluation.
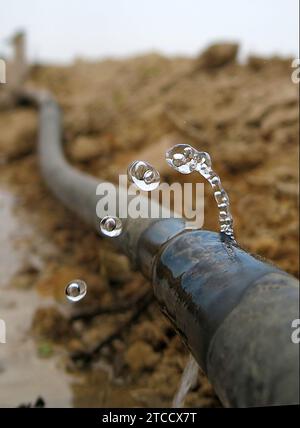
[0,43,299,407]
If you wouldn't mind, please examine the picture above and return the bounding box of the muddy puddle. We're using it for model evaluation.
[0,187,138,408]
[0,188,72,406]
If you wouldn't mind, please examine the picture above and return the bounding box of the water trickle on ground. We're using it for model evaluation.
[172,354,199,408]
[0,190,23,285]
[0,188,73,407]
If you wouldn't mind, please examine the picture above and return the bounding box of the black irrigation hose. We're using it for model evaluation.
[22,90,299,407]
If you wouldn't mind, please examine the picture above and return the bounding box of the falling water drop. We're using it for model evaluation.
[100,215,122,237]
[65,279,87,302]
[127,160,160,191]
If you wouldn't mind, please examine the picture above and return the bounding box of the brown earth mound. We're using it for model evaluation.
[0,43,298,407]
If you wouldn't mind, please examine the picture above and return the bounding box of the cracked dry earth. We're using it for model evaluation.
[0,44,298,407]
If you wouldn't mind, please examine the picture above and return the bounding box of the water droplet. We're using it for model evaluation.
[166,144,210,174]
[100,215,122,237]
[65,279,87,302]
[200,152,212,167]
[166,144,198,174]
[214,190,229,206]
[127,160,160,191]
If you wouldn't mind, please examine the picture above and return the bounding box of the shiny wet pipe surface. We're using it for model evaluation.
[141,225,299,406]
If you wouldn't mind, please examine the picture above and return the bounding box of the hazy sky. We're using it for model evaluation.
[0,0,299,63]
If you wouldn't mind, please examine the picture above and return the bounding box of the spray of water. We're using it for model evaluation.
[166,143,237,406]
[166,143,235,241]
[172,354,199,408]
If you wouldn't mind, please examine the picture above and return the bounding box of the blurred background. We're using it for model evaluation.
[1,0,298,62]
[0,0,299,408]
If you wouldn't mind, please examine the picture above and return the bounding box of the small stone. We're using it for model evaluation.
[195,43,239,69]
